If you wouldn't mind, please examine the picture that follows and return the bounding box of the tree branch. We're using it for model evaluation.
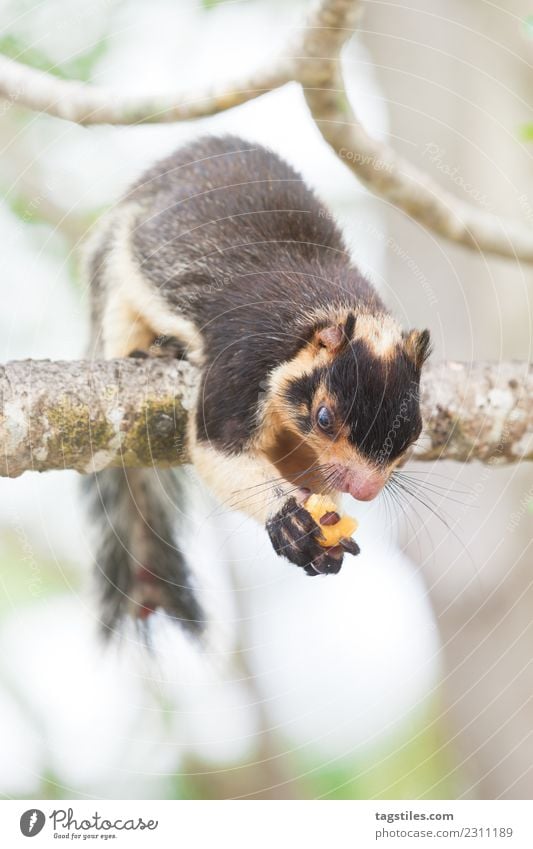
[294,1,533,260]
[413,360,532,464]
[0,358,530,478]
[303,82,533,260]
[1,1,533,261]
[0,358,197,477]
[0,53,293,125]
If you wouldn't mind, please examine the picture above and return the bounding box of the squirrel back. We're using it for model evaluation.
[82,135,429,636]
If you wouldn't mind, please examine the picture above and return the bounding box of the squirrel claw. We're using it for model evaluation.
[308,548,343,576]
[339,537,360,556]
[266,497,347,577]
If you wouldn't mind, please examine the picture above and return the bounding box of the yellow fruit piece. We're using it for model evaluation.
[305,494,359,548]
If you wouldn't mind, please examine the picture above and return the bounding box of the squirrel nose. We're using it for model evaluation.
[341,467,386,501]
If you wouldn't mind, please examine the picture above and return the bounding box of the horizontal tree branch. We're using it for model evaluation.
[0,358,530,478]
[1,0,533,261]
[413,360,532,464]
[0,358,196,477]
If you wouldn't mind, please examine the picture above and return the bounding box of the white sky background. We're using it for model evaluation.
[0,0,440,798]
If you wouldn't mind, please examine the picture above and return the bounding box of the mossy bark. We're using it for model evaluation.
[0,358,531,477]
[0,358,198,477]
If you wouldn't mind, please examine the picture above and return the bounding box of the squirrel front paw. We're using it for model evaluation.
[266,496,355,576]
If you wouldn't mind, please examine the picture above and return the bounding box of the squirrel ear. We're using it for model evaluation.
[316,325,344,353]
[403,329,431,369]
[316,313,356,354]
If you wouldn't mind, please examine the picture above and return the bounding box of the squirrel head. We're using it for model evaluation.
[261,311,430,500]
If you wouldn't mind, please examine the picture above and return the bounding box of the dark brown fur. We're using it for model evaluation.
[126,136,386,452]
[84,135,430,634]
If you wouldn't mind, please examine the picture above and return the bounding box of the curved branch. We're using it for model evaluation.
[0,358,530,478]
[296,2,533,261]
[302,77,533,261]
[0,54,293,125]
[1,0,533,260]
[294,0,363,69]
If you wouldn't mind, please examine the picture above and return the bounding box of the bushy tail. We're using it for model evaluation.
[82,467,204,638]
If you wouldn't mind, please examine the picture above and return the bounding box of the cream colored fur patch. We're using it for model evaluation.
[90,206,204,363]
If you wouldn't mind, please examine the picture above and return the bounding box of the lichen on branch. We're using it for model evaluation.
[0,358,530,478]
[0,358,198,477]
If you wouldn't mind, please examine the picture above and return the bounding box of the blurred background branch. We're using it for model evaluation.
[1,0,533,260]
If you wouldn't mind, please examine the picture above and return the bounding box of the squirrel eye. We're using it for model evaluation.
[316,406,333,431]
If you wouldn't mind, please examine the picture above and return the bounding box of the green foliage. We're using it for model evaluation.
[520,123,533,142]
[201,0,233,9]
[294,705,459,800]
[162,702,460,800]
[0,32,108,82]
[521,17,533,140]
[0,531,79,613]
